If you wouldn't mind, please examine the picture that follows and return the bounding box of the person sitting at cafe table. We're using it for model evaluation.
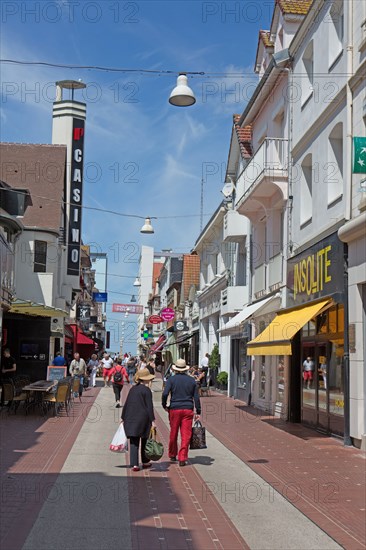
[69,352,87,397]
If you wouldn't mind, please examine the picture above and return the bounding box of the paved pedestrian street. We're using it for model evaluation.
[1,378,365,550]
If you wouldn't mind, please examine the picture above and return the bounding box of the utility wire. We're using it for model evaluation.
[0,59,357,77]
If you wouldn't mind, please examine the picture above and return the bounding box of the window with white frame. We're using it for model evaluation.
[301,41,314,106]
[300,154,312,225]
[327,122,343,204]
[328,0,344,68]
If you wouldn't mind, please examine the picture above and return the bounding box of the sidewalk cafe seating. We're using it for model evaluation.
[1,381,28,414]
[71,377,81,404]
[43,381,70,416]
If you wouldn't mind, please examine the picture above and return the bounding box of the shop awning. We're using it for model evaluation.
[247,299,332,356]
[219,295,277,335]
[149,335,166,353]
[9,299,68,318]
[64,325,74,339]
[76,332,95,345]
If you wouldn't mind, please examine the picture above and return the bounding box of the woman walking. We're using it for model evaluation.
[87,354,99,388]
[111,358,129,408]
[121,368,155,471]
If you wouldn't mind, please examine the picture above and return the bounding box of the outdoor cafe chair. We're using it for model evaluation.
[43,382,69,416]
[71,377,81,404]
[1,381,28,414]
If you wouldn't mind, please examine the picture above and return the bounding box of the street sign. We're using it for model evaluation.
[160,307,175,321]
[112,303,143,314]
[93,292,108,302]
[149,315,164,324]
[174,320,188,331]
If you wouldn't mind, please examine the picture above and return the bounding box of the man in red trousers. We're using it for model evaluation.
[162,359,201,466]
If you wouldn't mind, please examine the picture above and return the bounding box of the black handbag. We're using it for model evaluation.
[145,427,164,461]
[189,420,207,449]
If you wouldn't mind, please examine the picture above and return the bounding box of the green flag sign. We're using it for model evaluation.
[353,137,366,174]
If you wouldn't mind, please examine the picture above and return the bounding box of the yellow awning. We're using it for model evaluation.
[247,299,332,356]
[9,299,68,318]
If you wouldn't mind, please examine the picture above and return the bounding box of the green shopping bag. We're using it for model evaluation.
[145,427,164,461]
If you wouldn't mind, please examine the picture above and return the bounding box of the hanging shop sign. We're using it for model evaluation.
[112,303,143,314]
[174,320,188,332]
[287,232,344,305]
[77,304,90,321]
[67,118,85,276]
[149,315,164,324]
[353,137,366,173]
[160,307,175,321]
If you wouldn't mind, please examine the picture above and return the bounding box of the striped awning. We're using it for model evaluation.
[150,334,166,353]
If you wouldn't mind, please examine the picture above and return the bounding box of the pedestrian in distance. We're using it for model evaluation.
[138,354,147,370]
[162,358,201,467]
[87,353,99,388]
[111,357,129,408]
[100,352,114,387]
[147,359,156,392]
[127,355,137,384]
[52,351,67,366]
[121,368,156,471]
[303,356,315,389]
[69,352,87,397]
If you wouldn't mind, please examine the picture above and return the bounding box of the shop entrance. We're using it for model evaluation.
[301,338,344,436]
[230,338,251,403]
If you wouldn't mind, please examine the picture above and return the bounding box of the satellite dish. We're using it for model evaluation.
[221,180,235,197]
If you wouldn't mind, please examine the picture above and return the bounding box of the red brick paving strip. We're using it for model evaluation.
[0,389,100,550]
[201,392,366,550]
[127,410,249,550]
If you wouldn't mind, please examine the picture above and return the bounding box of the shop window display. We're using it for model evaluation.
[260,356,266,399]
[277,356,285,403]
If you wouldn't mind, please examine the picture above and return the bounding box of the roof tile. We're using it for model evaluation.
[277,0,312,16]
[259,30,274,48]
[233,117,253,159]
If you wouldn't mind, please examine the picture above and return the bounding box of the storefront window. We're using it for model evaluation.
[329,341,344,417]
[238,340,248,388]
[260,356,266,399]
[302,345,316,409]
[277,356,285,403]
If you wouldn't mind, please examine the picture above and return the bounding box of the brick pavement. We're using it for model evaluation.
[0,388,100,550]
[128,410,249,550]
[199,391,366,550]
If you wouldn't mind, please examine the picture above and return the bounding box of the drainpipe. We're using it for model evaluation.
[343,0,354,447]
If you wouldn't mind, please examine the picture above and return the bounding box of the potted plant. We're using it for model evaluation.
[216,371,228,391]
[208,343,220,386]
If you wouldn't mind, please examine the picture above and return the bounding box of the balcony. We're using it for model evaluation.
[253,254,283,299]
[221,285,249,315]
[223,210,249,242]
[235,138,288,219]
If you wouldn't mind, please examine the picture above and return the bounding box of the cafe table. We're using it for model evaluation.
[22,380,58,415]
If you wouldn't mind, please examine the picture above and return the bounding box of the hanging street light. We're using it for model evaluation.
[131,295,137,302]
[140,217,154,234]
[169,74,196,107]
[133,277,141,287]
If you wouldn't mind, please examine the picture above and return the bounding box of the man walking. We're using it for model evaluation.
[69,352,86,397]
[162,359,201,467]
[100,352,114,387]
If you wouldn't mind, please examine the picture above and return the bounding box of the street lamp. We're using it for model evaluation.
[140,217,154,234]
[133,277,141,287]
[131,294,137,302]
[169,74,196,107]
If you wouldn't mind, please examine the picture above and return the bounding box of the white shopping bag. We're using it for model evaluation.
[110,423,128,453]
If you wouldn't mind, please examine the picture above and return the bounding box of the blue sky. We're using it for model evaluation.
[1,0,272,350]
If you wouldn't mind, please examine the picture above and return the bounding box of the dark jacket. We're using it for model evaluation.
[162,373,201,414]
[121,383,155,438]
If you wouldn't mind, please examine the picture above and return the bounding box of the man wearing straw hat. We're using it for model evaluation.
[162,358,201,467]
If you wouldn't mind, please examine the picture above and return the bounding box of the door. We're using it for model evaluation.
[316,342,329,432]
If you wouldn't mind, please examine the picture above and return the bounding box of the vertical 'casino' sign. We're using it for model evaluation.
[67,118,85,275]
